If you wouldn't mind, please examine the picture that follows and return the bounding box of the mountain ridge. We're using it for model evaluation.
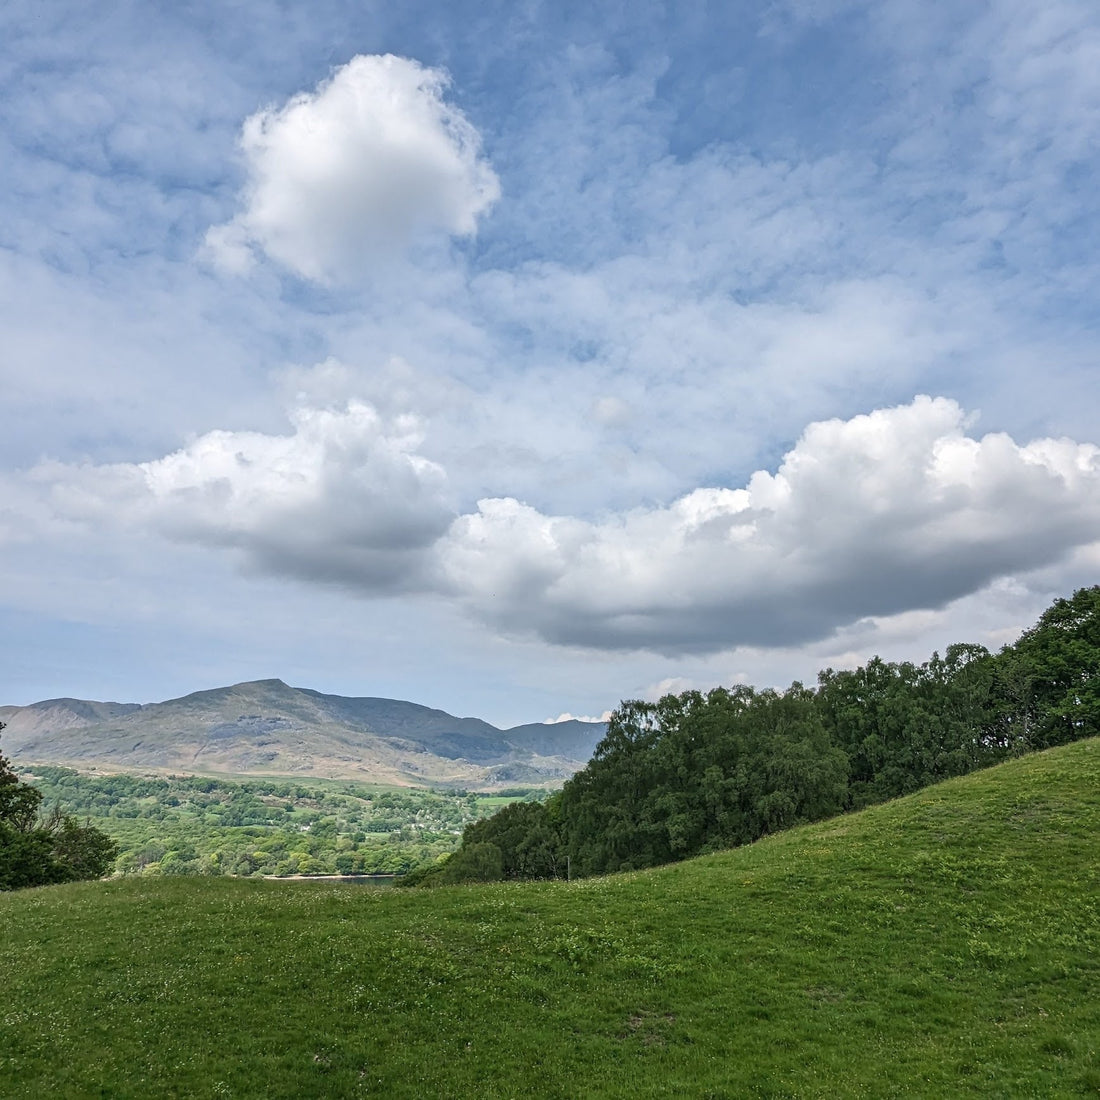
[0,679,607,788]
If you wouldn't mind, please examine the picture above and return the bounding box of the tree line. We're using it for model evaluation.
[411,585,1100,886]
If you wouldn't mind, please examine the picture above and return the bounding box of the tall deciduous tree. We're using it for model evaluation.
[991,585,1100,750]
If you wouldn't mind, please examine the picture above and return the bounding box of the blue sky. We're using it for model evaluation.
[1,0,1098,725]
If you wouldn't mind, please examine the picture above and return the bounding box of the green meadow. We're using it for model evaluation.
[2,738,1098,1098]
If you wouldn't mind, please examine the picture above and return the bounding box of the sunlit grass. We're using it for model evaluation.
[2,740,1098,1097]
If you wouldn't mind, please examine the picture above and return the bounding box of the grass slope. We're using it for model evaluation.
[2,740,1098,1098]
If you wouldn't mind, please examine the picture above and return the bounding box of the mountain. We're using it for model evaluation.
[0,679,607,787]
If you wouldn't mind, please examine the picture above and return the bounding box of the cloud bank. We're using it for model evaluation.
[30,396,1100,655]
[441,397,1100,651]
[205,54,500,281]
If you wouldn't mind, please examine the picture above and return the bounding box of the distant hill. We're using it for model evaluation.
[0,679,607,787]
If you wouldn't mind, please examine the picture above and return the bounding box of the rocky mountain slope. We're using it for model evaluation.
[0,679,607,787]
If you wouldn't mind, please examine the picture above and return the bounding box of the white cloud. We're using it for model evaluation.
[547,710,613,724]
[41,402,453,590]
[29,395,1098,657]
[438,396,1100,652]
[204,54,500,281]
[641,676,705,701]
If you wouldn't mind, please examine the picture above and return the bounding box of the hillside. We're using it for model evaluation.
[0,679,606,787]
[1,738,1097,1097]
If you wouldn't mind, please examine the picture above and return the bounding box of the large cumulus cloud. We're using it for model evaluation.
[40,402,452,590]
[440,397,1100,651]
[27,395,1100,654]
[205,54,500,281]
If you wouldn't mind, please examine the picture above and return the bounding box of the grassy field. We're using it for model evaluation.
[2,739,1098,1098]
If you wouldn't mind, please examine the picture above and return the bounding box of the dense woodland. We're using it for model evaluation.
[415,585,1100,885]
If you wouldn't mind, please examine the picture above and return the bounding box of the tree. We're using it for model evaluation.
[990,586,1100,750]
[437,841,504,883]
[554,682,849,877]
[460,799,563,879]
[0,725,42,831]
[0,724,118,891]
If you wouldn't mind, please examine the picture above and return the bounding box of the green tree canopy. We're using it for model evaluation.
[991,585,1100,750]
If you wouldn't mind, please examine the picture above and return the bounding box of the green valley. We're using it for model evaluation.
[18,767,538,878]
